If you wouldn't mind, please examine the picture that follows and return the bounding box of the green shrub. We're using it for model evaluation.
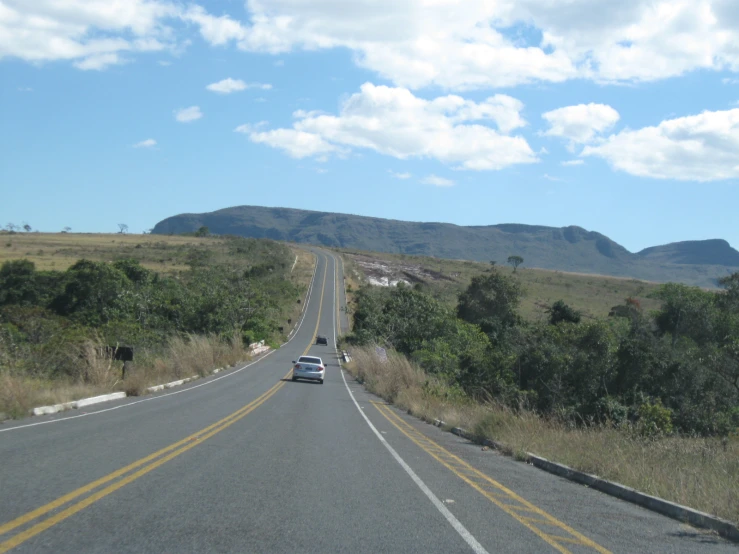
[637,399,674,437]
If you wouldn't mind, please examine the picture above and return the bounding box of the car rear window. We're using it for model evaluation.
[298,356,322,365]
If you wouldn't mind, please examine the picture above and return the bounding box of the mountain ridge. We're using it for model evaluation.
[152,205,739,287]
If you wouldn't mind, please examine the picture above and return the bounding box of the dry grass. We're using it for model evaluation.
[0,334,254,418]
[0,373,113,419]
[338,248,664,321]
[0,232,209,273]
[344,345,739,525]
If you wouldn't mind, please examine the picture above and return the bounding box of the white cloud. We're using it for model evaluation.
[74,52,126,71]
[0,0,179,69]
[244,128,341,159]
[158,60,172,66]
[181,0,739,89]
[543,174,565,182]
[389,171,412,179]
[421,175,455,187]
[582,108,739,181]
[206,78,272,94]
[241,83,537,170]
[174,106,202,122]
[542,103,620,149]
[17,86,33,92]
[133,138,157,148]
[207,78,246,94]
[234,121,268,133]
[561,159,585,166]
[181,5,247,46]
[7,1,739,85]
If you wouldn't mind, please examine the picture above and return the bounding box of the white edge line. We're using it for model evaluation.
[331,253,488,554]
[0,252,320,434]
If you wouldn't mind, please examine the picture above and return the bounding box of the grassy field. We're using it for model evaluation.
[1,231,228,273]
[336,248,664,320]
[0,230,315,283]
[344,346,739,526]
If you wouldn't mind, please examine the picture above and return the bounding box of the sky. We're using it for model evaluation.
[2,0,739,253]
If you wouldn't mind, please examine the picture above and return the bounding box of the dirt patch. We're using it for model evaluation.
[347,253,460,287]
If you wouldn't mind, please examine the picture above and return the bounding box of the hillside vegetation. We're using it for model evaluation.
[341,254,739,523]
[345,263,739,437]
[340,249,664,320]
[152,205,739,287]
[0,231,315,418]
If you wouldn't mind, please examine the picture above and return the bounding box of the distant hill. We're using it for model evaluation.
[152,206,739,287]
[638,239,739,266]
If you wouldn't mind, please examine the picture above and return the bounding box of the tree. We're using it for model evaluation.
[457,270,522,343]
[5,223,18,232]
[507,255,523,272]
[195,226,210,237]
[22,223,32,232]
[717,272,739,312]
[0,260,39,305]
[50,260,132,325]
[548,300,581,325]
[62,227,71,233]
[651,283,716,347]
[118,223,128,234]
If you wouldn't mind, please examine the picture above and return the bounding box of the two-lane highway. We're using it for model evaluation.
[1,251,735,553]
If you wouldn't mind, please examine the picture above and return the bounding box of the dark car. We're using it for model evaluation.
[316,335,328,345]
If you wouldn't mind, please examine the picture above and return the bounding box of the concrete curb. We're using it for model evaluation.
[146,376,199,393]
[26,347,275,417]
[449,427,738,542]
[31,392,127,416]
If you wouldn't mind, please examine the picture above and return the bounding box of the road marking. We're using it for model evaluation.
[332,254,338,346]
[0,255,332,551]
[338,369,488,553]
[335,253,342,338]
[0,378,287,552]
[372,402,612,554]
[332,252,486,552]
[0,251,320,434]
[299,253,327,358]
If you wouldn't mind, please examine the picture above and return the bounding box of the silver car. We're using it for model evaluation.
[291,356,326,384]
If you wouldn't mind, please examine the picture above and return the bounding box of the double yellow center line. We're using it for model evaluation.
[0,253,329,553]
[0,381,286,553]
[373,402,612,554]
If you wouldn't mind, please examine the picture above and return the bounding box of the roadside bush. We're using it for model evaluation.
[637,399,674,437]
[347,267,739,436]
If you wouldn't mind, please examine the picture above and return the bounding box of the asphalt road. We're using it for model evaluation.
[0,251,735,553]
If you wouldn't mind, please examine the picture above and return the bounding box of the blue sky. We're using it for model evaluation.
[2,0,739,253]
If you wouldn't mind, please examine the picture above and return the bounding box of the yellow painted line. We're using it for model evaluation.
[335,254,341,338]
[544,534,589,546]
[372,402,611,554]
[0,380,286,554]
[1,255,333,552]
[0,378,281,539]
[300,256,327,358]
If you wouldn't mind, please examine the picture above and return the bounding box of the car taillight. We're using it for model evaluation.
[294,364,300,369]
[319,366,324,371]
